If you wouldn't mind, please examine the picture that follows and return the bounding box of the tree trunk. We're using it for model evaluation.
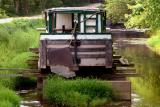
[14,0,19,14]
[24,0,29,15]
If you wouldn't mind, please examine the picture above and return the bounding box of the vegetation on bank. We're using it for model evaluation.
[147,31,160,54]
[0,19,44,106]
[0,19,43,88]
[44,76,117,107]
[0,85,21,107]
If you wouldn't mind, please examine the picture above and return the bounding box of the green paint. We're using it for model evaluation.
[101,14,103,33]
[54,13,57,33]
[78,13,81,32]
[84,14,86,33]
[49,13,53,33]
[96,14,98,33]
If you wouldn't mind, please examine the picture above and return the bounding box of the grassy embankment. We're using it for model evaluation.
[147,30,160,55]
[44,76,117,107]
[0,19,44,106]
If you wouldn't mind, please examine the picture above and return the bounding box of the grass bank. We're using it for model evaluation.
[0,19,44,106]
[147,30,160,55]
[0,84,21,107]
[44,76,117,107]
[0,19,44,89]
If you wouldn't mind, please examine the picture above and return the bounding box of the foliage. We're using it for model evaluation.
[147,30,160,54]
[0,87,21,107]
[0,101,13,107]
[105,0,134,23]
[125,1,149,28]
[145,0,160,28]
[126,0,160,28]
[44,76,117,107]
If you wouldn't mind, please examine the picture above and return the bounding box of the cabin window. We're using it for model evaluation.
[47,12,104,34]
[82,14,98,33]
[56,14,72,33]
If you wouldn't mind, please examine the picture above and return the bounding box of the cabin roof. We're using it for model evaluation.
[45,7,103,13]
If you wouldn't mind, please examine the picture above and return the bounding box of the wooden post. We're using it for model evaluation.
[40,40,47,69]
[106,40,113,68]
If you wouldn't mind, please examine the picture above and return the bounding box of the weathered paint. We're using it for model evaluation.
[40,34,112,40]
[98,14,101,33]
[80,14,84,33]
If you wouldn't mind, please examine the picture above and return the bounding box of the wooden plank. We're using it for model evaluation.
[113,55,121,59]
[114,63,135,67]
[29,48,39,54]
[47,40,106,45]
[115,73,143,77]
[40,40,47,69]
[72,52,105,58]
[47,45,106,49]
[0,68,39,72]
[105,40,112,68]
[48,47,106,52]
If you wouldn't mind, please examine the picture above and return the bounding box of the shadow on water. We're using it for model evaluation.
[115,37,160,107]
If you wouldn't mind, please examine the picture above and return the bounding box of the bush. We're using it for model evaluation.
[44,76,117,107]
[105,0,134,23]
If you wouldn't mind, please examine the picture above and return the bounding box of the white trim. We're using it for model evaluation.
[98,15,101,33]
[40,34,112,40]
[80,15,84,33]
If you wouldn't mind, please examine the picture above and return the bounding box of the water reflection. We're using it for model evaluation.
[115,38,160,107]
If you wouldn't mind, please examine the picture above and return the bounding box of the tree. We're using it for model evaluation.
[145,0,160,28]
[105,0,134,23]
[125,0,148,28]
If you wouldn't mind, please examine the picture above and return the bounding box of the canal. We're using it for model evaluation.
[115,37,160,107]
[19,37,160,107]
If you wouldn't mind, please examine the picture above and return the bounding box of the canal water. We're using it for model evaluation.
[115,37,160,107]
[19,37,160,107]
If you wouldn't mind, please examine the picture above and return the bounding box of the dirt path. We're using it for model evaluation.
[0,15,42,24]
[83,3,102,8]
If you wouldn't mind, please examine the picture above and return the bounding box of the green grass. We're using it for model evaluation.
[147,30,160,54]
[44,76,117,107]
[0,85,21,107]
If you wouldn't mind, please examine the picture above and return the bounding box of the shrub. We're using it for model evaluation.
[44,76,116,107]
